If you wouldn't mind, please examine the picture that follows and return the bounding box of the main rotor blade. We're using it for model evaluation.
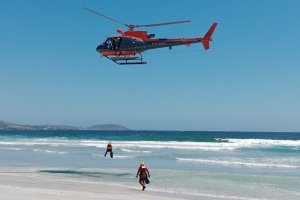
[83,7,127,27]
[135,20,191,28]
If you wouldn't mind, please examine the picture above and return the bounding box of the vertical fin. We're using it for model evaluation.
[202,22,218,50]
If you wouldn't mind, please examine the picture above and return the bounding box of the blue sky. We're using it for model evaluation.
[1,0,300,131]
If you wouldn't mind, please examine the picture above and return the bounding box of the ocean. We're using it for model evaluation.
[0,130,299,200]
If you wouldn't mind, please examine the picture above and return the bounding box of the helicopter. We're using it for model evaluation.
[83,7,218,65]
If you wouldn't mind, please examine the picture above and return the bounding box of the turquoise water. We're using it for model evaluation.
[0,130,300,199]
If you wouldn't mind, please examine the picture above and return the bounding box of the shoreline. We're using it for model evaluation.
[0,173,207,200]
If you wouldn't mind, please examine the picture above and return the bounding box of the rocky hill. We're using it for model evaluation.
[0,120,129,131]
[88,124,129,131]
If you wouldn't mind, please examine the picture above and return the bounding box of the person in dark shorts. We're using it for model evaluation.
[104,140,113,158]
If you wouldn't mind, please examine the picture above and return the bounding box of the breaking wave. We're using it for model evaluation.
[0,138,299,151]
[176,158,300,169]
[33,149,69,155]
[120,148,152,154]
[91,153,133,159]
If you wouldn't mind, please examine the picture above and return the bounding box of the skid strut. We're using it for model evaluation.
[104,53,147,65]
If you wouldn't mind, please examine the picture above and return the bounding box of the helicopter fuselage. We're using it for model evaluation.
[96,30,203,56]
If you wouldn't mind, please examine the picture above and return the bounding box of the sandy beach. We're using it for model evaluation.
[0,173,208,200]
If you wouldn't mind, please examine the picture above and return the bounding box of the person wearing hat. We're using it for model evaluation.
[104,140,113,158]
[136,161,150,191]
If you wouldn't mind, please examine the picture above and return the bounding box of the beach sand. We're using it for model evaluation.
[0,173,215,200]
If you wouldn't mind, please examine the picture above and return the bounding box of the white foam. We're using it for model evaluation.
[113,155,134,159]
[91,153,103,157]
[1,138,299,152]
[33,149,69,155]
[98,141,238,151]
[226,139,300,147]
[176,158,300,169]
[0,147,21,151]
[120,148,152,154]
[91,153,133,159]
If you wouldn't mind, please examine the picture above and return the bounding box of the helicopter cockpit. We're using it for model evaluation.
[103,38,114,49]
[97,37,121,52]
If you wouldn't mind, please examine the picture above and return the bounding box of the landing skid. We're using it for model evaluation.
[104,53,147,65]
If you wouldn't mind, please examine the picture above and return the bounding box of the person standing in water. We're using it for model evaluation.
[104,140,113,158]
[136,161,150,191]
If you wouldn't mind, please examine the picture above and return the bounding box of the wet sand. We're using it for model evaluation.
[0,173,205,200]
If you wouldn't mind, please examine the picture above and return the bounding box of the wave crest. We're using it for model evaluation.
[1,138,299,151]
[176,157,300,169]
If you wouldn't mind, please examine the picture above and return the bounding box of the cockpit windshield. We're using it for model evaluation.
[101,37,121,50]
[103,38,113,49]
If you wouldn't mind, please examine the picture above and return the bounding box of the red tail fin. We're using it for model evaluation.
[202,22,218,50]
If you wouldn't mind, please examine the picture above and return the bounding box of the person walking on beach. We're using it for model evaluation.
[104,140,113,158]
[136,161,150,191]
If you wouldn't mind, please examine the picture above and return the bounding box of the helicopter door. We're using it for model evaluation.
[113,37,121,50]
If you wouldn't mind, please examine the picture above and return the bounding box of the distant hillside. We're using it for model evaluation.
[0,120,7,129]
[87,124,130,131]
[0,121,78,130]
[0,120,129,131]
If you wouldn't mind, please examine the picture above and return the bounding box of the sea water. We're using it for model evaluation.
[0,130,299,200]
